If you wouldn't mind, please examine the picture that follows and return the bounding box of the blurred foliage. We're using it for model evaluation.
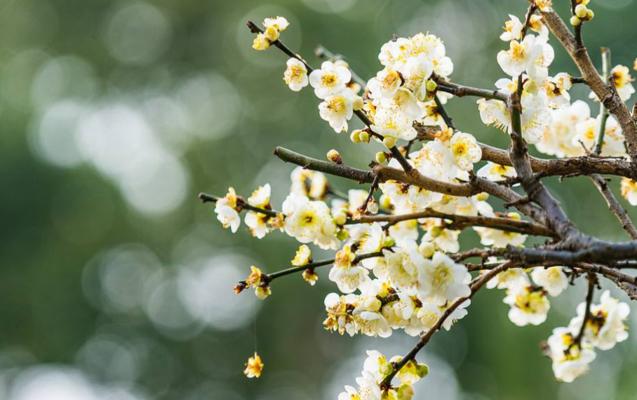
[2,0,637,399]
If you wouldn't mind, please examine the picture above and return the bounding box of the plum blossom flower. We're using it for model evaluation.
[329,245,370,293]
[291,244,312,266]
[283,58,308,91]
[318,89,361,133]
[621,178,637,205]
[244,352,264,378]
[568,290,630,350]
[215,187,241,233]
[475,212,527,248]
[531,267,568,297]
[449,131,482,171]
[309,61,352,99]
[486,267,529,290]
[500,14,524,42]
[477,162,517,182]
[504,285,550,326]
[419,252,471,306]
[547,327,596,382]
[282,193,339,249]
[244,184,272,238]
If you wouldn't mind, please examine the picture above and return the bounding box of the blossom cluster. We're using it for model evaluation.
[207,6,637,398]
[479,13,635,159]
[548,290,630,382]
[338,351,427,400]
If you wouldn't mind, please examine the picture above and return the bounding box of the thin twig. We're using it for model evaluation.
[589,174,637,239]
[574,273,596,345]
[594,47,611,155]
[348,209,555,237]
[264,251,384,282]
[198,192,278,217]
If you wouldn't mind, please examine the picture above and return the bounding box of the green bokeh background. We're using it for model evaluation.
[2,0,637,399]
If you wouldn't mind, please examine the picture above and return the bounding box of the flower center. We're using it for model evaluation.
[321,73,338,87]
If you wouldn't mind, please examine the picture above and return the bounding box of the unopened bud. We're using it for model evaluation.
[575,4,588,18]
[425,79,438,93]
[383,135,397,149]
[383,236,396,249]
[327,149,342,164]
[375,151,387,164]
[419,241,436,258]
[264,26,280,42]
[252,34,271,51]
[333,212,347,226]
[350,130,362,143]
[234,281,248,294]
[380,194,393,210]
[585,9,594,20]
[570,15,581,26]
[336,229,349,241]
[359,130,370,143]
[476,192,489,202]
[302,269,318,286]
[367,199,379,214]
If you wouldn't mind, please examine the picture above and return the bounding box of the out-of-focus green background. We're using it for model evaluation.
[2,0,637,399]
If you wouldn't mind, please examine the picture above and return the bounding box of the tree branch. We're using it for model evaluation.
[589,175,637,239]
[264,251,384,283]
[435,80,508,102]
[349,209,556,237]
[594,47,611,156]
[574,273,596,345]
[413,123,637,180]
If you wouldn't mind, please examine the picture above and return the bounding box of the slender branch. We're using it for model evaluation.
[275,145,550,226]
[594,47,611,155]
[198,192,279,217]
[574,273,596,345]
[570,0,583,47]
[571,76,586,84]
[349,209,555,237]
[541,9,637,161]
[521,3,537,38]
[506,12,576,241]
[274,147,374,183]
[433,95,455,130]
[508,85,574,239]
[247,21,313,72]
[359,174,381,214]
[589,175,637,239]
[498,245,637,274]
[413,122,637,180]
[435,80,508,102]
[264,251,385,282]
[380,262,514,390]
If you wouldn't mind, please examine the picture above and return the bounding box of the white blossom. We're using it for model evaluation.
[282,193,339,249]
[419,252,471,305]
[283,58,308,91]
[309,61,351,99]
[531,267,568,297]
[547,327,596,382]
[504,285,550,326]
